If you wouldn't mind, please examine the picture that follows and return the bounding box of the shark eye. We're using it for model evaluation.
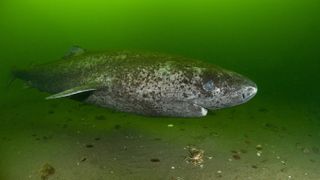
[203,80,215,91]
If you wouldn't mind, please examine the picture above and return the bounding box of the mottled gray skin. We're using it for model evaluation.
[14,50,257,117]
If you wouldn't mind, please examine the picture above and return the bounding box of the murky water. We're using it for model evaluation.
[1,0,320,179]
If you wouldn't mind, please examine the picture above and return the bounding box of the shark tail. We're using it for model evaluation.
[12,67,22,78]
[8,67,30,87]
[7,67,19,87]
[11,67,32,80]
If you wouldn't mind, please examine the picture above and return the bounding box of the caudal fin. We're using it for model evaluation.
[6,67,21,88]
[9,68,28,85]
[11,67,30,80]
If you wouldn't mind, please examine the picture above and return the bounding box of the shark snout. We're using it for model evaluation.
[241,83,258,102]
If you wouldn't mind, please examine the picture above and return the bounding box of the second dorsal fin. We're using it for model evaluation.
[63,45,86,59]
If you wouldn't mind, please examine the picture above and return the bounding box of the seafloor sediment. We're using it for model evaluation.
[0,83,319,180]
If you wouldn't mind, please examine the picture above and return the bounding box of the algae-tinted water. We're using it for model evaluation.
[0,0,320,179]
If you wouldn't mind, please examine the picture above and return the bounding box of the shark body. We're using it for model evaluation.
[14,47,257,117]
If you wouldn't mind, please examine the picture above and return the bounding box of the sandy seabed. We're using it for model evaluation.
[0,85,319,180]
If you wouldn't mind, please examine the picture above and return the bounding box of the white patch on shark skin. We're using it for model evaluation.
[201,107,208,116]
[193,104,208,117]
[214,87,221,94]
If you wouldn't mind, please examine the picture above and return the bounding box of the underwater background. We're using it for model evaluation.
[0,0,319,179]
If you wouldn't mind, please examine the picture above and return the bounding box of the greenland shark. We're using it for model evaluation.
[13,47,257,117]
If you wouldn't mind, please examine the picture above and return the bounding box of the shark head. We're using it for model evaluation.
[193,67,257,110]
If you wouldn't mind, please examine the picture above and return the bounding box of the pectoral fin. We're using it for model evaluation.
[46,85,96,100]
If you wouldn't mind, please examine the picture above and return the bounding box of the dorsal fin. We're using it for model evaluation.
[63,45,86,59]
[46,84,96,100]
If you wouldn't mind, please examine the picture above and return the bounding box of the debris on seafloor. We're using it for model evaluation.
[170,176,184,180]
[216,170,223,178]
[256,144,263,157]
[232,154,241,160]
[256,151,262,157]
[150,158,160,162]
[80,157,87,162]
[167,124,174,127]
[295,142,317,154]
[77,156,88,165]
[39,163,55,180]
[256,144,263,151]
[230,150,242,160]
[184,146,205,167]
[85,144,94,148]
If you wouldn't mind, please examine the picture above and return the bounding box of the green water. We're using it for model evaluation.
[1,0,320,179]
